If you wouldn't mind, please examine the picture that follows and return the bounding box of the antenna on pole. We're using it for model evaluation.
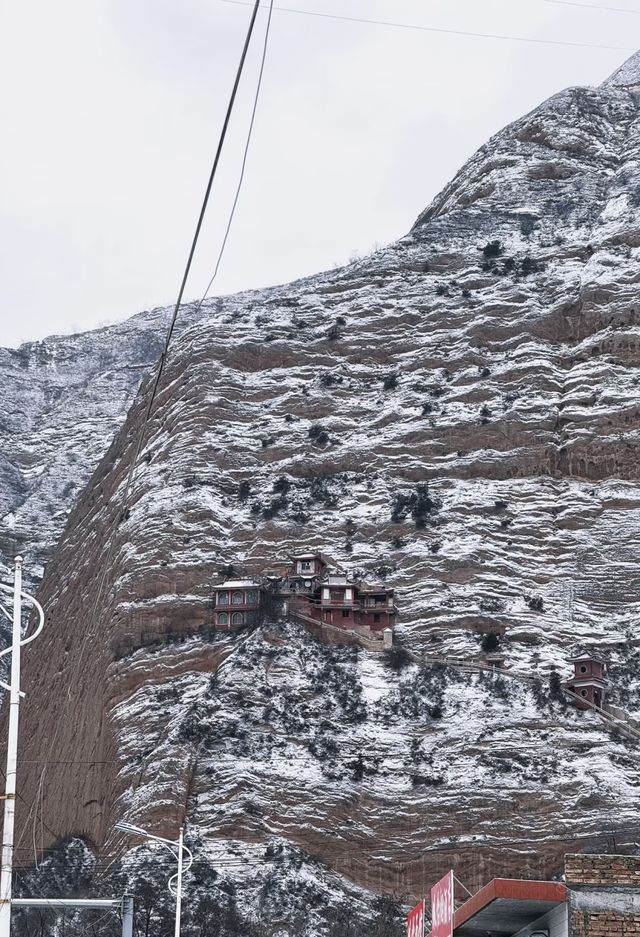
[0,557,45,937]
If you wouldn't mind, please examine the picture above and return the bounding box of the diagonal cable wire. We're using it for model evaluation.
[13,0,267,865]
[195,0,275,311]
[544,0,640,13]
[217,0,636,50]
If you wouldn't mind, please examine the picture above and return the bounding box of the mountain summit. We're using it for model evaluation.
[602,48,640,88]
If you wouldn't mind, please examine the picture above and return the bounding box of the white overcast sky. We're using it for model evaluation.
[1,0,636,347]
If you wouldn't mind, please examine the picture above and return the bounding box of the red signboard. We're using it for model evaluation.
[407,899,424,937]
[430,871,454,937]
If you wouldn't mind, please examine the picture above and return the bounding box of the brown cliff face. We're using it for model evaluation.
[11,54,640,913]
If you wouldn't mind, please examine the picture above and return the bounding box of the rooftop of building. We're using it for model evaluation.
[289,551,333,563]
[215,580,262,589]
[427,878,567,937]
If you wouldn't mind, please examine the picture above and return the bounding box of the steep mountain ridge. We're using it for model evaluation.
[6,52,640,933]
[0,306,188,587]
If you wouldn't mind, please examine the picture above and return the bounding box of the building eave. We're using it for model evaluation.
[563,678,606,688]
[426,878,567,937]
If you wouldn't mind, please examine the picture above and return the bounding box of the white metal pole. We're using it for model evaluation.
[174,828,184,937]
[0,557,23,937]
[121,895,134,937]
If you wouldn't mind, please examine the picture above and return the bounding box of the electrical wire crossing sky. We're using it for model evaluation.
[0,0,636,346]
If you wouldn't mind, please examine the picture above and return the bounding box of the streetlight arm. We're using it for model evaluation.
[117,820,191,936]
[15,594,44,648]
[115,822,182,850]
[167,842,193,896]
[181,844,194,873]
[0,588,44,658]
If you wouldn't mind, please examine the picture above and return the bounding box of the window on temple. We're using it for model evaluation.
[301,561,313,571]
[373,613,381,623]
[218,612,229,625]
[231,612,243,625]
[232,591,244,605]
[218,591,229,605]
[247,590,258,604]
[342,610,350,618]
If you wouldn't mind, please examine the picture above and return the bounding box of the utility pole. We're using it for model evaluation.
[174,827,184,937]
[115,822,192,937]
[0,557,45,937]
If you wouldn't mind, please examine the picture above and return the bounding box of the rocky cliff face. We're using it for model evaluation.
[0,304,204,588]
[6,51,640,935]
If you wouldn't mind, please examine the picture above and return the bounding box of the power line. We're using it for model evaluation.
[141,0,264,420]
[196,0,275,310]
[218,0,635,51]
[14,0,270,864]
[544,0,640,13]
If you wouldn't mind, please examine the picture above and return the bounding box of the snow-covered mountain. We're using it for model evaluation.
[0,305,193,587]
[6,50,640,936]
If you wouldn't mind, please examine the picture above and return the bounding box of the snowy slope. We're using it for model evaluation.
[0,306,192,586]
[6,50,640,933]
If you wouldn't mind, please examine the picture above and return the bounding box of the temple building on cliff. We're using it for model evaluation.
[280,553,396,634]
[212,550,397,641]
[212,579,263,631]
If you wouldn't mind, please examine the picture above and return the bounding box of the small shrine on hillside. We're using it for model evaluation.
[564,654,607,710]
[286,552,331,595]
[212,579,263,631]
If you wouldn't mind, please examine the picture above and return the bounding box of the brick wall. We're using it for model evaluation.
[565,854,640,887]
[570,909,640,935]
[567,854,640,936]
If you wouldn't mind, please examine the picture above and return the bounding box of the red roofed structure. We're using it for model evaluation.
[427,878,567,936]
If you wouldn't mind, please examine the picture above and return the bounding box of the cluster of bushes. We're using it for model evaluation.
[384,645,413,672]
[482,253,544,278]
[411,772,444,787]
[246,470,354,523]
[482,240,503,259]
[308,475,340,508]
[479,748,559,783]
[476,668,514,702]
[319,372,344,387]
[605,649,640,709]
[433,281,472,299]
[390,482,437,527]
[376,663,452,722]
[309,422,330,446]
[525,594,544,612]
[347,752,381,781]
[307,644,367,725]
[480,632,501,654]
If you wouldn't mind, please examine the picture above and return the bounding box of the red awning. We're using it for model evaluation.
[427,878,567,936]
